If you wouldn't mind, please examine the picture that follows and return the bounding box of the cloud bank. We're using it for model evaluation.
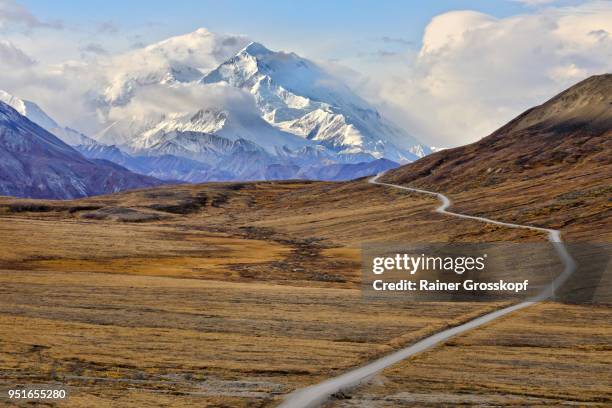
[107,82,258,124]
[363,1,612,146]
[0,39,35,67]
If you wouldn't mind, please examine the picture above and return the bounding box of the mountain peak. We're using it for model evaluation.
[0,89,59,131]
[241,41,273,57]
[146,27,214,51]
[0,89,27,115]
[199,39,427,161]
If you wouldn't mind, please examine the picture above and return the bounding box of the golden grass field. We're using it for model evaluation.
[330,303,612,407]
[0,179,609,407]
[0,180,522,407]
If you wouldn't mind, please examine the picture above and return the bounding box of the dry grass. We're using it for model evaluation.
[0,180,514,407]
[331,302,612,407]
[0,178,608,407]
[0,269,500,407]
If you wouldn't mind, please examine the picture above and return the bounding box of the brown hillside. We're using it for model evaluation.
[382,74,612,240]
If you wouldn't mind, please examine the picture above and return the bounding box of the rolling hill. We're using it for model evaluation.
[381,74,612,240]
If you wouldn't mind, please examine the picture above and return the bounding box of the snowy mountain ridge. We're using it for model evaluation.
[0,100,163,199]
[1,29,429,186]
[0,90,98,146]
[92,32,429,164]
[0,89,59,130]
[200,41,428,161]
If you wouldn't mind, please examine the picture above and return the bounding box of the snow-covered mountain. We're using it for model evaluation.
[0,101,163,199]
[201,42,429,161]
[129,107,309,155]
[0,90,97,146]
[75,143,221,182]
[0,90,58,130]
[91,32,430,166]
[1,29,429,186]
[0,88,375,184]
[297,158,400,181]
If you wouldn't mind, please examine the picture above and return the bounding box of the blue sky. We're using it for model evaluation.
[20,0,539,58]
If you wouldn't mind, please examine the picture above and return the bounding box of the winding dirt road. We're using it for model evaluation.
[278,172,576,408]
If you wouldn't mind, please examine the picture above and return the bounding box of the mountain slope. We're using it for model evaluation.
[381,74,611,239]
[0,101,163,199]
[92,32,430,169]
[76,143,218,182]
[0,90,98,146]
[129,107,310,154]
[202,42,428,161]
[0,90,59,130]
[5,30,429,183]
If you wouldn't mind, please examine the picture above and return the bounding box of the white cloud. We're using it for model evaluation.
[361,1,612,147]
[0,39,35,67]
[107,82,258,123]
[0,0,62,30]
[80,43,108,56]
[124,27,249,72]
[419,11,496,57]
